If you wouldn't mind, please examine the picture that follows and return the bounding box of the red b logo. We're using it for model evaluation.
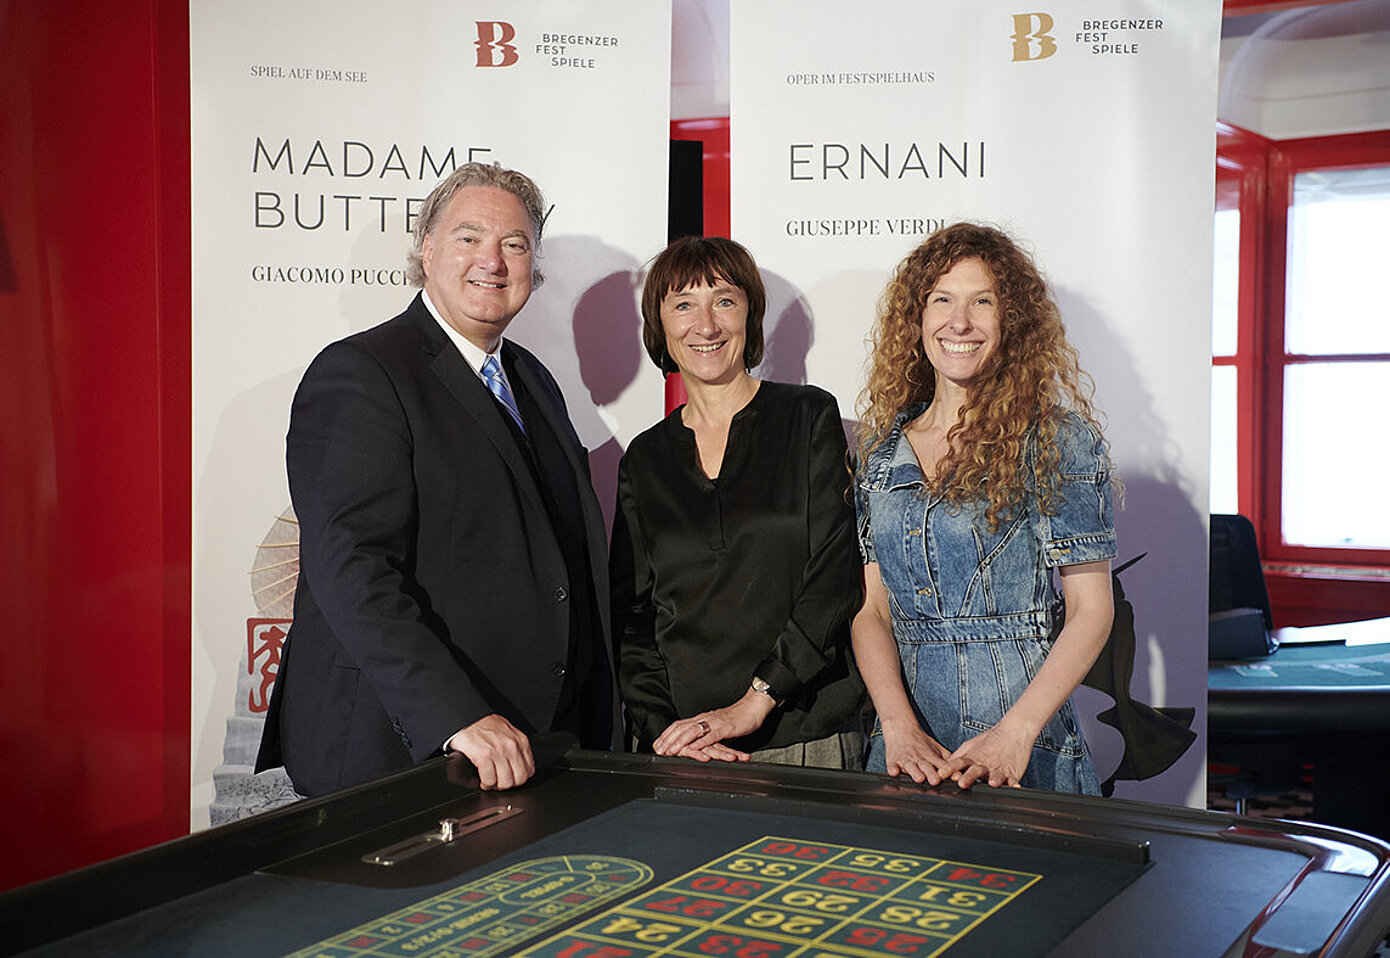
[476,21,519,67]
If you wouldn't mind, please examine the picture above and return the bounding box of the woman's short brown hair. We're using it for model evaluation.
[640,236,766,374]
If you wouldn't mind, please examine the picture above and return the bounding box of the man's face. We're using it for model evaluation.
[421,186,536,350]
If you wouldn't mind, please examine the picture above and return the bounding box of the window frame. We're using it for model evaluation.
[1214,123,1270,520]
[1223,126,1390,568]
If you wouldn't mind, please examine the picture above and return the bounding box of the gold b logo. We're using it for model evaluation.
[1011,12,1057,61]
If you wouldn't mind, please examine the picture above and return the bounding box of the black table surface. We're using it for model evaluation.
[5,746,1390,958]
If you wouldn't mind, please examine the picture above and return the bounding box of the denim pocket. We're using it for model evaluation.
[958,639,1087,758]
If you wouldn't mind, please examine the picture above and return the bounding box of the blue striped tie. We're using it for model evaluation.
[481,354,525,433]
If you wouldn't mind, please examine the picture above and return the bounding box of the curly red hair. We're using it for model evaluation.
[857,223,1109,530]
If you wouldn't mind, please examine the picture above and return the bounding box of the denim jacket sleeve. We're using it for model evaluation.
[1035,414,1117,568]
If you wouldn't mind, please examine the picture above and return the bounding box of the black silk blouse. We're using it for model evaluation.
[610,381,865,752]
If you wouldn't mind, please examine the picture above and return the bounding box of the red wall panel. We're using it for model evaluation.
[0,0,191,891]
[665,117,731,413]
[671,116,730,240]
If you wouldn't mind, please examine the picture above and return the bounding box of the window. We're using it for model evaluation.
[1280,165,1390,549]
[1210,176,1241,515]
[1210,124,1267,522]
[1215,127,1390,569]
[1266,134,1390,564]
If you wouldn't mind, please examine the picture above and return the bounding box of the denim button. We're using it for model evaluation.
[554,587,568,601]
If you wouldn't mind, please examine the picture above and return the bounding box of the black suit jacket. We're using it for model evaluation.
[256,293,614,796]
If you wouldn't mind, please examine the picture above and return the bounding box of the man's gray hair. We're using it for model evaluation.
[406,162,547,287]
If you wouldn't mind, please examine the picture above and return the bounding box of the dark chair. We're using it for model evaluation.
[1209,514,1276,659]
[1208,514,1300,815]
[1209,513,1272,629]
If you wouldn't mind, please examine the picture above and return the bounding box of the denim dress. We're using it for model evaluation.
[855,406,1116,793]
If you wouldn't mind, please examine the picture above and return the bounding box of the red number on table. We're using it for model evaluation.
[756,841,831,860]
[643,896,726,917]
[816,869,890,892]
[845,927,932,954]
[690,875,765,897]
[698,933,784,958]
[554,941,635,958]
[942,867,1019,890]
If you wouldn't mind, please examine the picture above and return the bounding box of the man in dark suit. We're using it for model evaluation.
[256,163,615,797]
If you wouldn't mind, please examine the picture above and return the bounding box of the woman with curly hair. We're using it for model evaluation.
[852,222,1116,793]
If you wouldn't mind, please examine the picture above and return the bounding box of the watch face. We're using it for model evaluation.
[751,678,782,707]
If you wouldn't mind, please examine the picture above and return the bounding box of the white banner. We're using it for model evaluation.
[190,0,671,827]
[732,1,1220,805]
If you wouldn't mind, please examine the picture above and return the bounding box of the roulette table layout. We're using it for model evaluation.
[4,743,1390,957]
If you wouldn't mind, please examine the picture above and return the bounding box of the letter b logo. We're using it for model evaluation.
[475,21,519,67]
[1011,12,1057,61]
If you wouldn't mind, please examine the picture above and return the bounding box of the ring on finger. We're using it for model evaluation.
[698,720,710,734]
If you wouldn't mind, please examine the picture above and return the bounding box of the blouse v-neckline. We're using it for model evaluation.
[674,380,768,485]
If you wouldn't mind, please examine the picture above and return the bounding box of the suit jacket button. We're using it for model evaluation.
[551,662,567,677]
[554,587,568,601]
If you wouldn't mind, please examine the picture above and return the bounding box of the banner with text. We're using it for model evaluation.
[190,0,671,827]
[732,1,1220,805]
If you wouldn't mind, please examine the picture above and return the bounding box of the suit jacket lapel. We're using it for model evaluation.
[506,350,584,478]
[408,300,551,520]
[507,346,612,635]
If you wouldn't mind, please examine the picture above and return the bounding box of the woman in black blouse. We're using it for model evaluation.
[610,236,865,767]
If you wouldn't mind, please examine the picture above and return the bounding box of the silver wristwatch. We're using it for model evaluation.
[750,676,781,706]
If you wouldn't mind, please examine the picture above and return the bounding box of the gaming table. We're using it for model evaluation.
[1208,635,1390,734]
[5,744,1390,957]
[1207,633,1390,843]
